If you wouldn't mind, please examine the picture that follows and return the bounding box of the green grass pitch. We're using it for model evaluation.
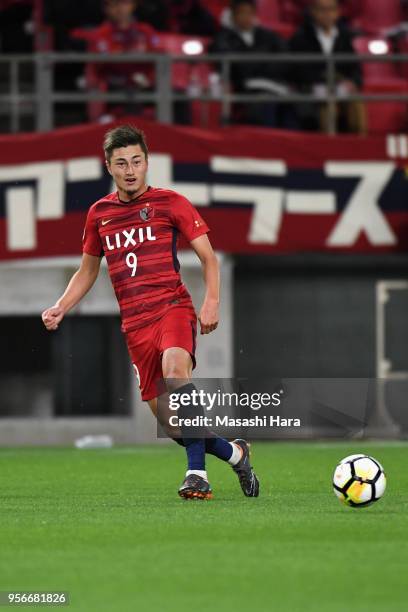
[0,441,407,612]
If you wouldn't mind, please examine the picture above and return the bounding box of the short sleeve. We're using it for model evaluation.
[82,206,103,257]
[171,194,209,242]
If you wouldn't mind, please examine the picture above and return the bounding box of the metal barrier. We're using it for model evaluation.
[0,51,407,133]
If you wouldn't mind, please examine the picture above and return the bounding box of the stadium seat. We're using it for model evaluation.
[340,0,360,22]
[256,0,296,38]
[154,33,222,127]
[155,33,209,56]
[155,33,211,91]
[351,0,404,35]
[70,29,218,125]
[257,0,281,24]
[353,36,405,84]
[353,37,408,134]
[204,0,229,23]
[280,0,307,26]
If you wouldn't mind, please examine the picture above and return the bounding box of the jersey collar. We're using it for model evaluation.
[117,185,151,205]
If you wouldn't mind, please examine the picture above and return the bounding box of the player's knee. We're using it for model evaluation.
[162,347,192,384]
[162,363,190,385]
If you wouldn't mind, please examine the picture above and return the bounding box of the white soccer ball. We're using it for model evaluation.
[332,454,386,507]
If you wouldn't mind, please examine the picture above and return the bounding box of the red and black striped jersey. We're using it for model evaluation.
[82,186,209,332]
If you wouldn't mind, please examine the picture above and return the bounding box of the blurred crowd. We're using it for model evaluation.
[1,0,407,133]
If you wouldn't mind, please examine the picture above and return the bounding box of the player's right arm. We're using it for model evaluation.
[42,253,102,331]
[42,203,104,331]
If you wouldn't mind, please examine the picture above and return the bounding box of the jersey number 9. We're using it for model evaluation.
[126,252,138,277]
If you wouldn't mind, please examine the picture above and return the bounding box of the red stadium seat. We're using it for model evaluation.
[71,29,219,125]
[270,22,296,39]
[280,0,307,26]
[353,36,405,84]
[351,0,404,35]
[155,33,211,91]
[353,37,408,134]
[256,0,296,38]
[155,32,209,55]
[340,0,360,21]
[155,33,222,127]
[204,0,229,23]
[257,0,281,24]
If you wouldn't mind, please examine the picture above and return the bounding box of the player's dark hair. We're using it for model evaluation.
[103,125,149,162]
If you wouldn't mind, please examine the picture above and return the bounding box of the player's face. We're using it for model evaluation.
[107,144,148,201]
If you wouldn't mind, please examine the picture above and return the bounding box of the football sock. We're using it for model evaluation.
[184,439,206,470]
[167,384,243,469]
[205,434,236,462]
[186,469,208,481]
[227,441,243,466]
[170,382,206,471]
[173,432,241,465]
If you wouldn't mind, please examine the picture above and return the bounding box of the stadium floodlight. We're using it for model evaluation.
[368,40,389,55]
[182,40,204,55]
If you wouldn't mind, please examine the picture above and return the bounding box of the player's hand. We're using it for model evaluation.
[198,299,219,335]
[41,305,65,331]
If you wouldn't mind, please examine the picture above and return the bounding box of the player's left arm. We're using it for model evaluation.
[190,234,219,335]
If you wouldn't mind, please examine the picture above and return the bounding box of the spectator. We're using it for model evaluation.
[210,0,293,127]
[75,0,191,123]
[89,0,159,117]
[290,0,366,134]
[282,0,356,26]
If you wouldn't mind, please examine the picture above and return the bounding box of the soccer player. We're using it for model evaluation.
[41,125,259,500]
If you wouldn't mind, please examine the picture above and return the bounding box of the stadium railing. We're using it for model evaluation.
[0,51,407,133]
